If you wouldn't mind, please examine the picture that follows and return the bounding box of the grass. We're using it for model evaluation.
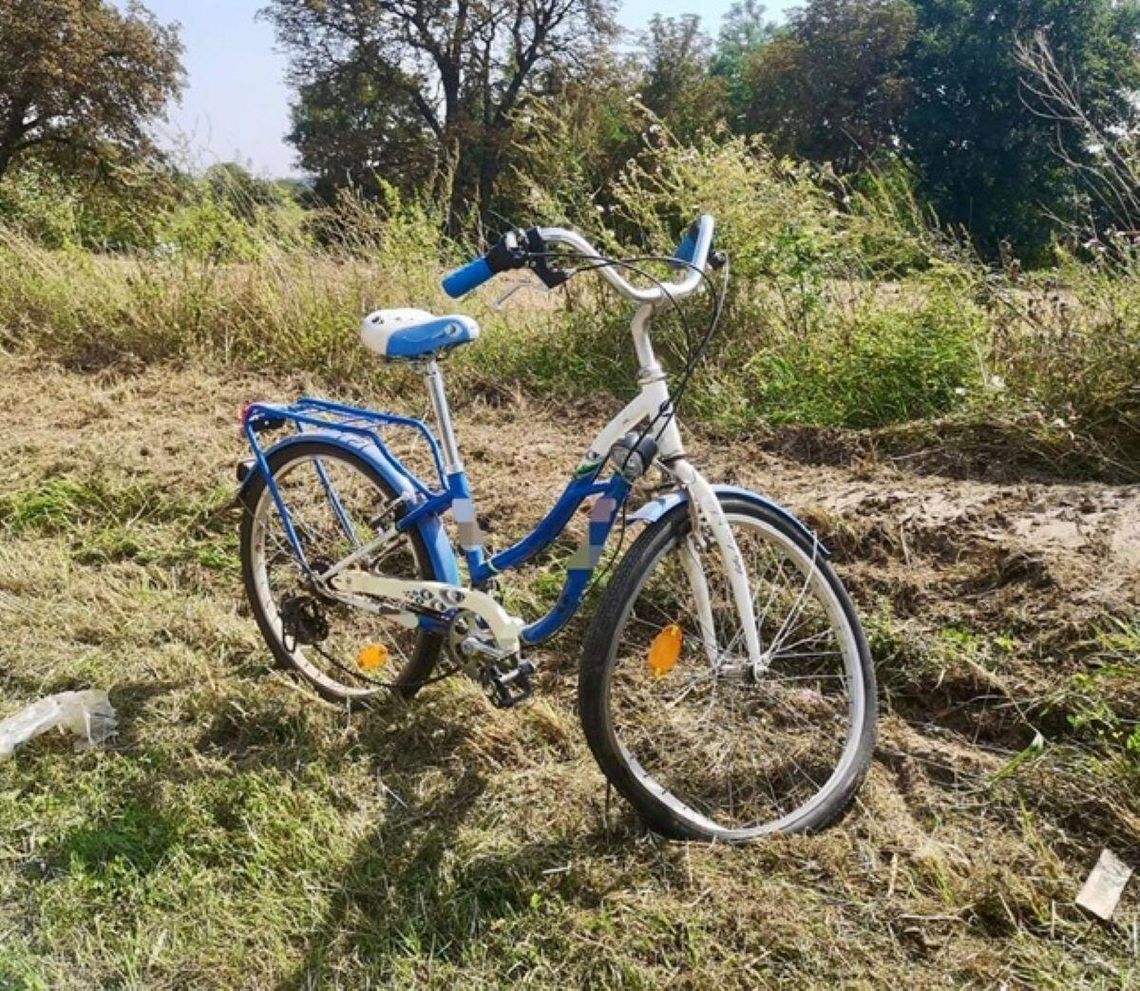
[4,141,1140,481]
[0,356,1136,988]
[0,151,1138,984]
[0,475,238,571]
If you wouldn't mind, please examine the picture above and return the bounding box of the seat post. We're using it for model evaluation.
[423,360,463,473]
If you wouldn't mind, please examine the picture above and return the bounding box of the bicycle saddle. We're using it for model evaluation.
[360,308,480,361]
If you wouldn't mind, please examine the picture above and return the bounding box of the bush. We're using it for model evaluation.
[0,162,183,250]
[986,247,1140,464]
[0,165,84,248]
[742,288,984,428]
[548,132,988,430]
[2,150,1140,475]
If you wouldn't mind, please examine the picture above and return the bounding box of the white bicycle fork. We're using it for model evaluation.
[581,304,763,673]
[672,460,763,671]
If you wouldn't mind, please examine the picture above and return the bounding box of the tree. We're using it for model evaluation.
[902,0,1140,259]
[741,0,916,172]
[0,0,183,180]
[286,61,435,203]
[638,15,729,143]
[266,0,617,231]
[711,0,777,125]
[1016,30,1140,239]
[503,52,643,220]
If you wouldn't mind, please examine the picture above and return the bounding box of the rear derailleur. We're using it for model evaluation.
[279,593,329,650]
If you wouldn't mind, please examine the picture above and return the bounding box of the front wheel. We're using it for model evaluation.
[579,496,877,842]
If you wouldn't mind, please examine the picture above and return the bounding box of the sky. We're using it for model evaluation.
[136,1,797,178]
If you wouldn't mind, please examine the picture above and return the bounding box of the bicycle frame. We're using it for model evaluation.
[240,384,634,648]
[231,214,877,838]
[241,239,782,670]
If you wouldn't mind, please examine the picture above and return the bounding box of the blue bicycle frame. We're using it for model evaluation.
[239,396,632,646]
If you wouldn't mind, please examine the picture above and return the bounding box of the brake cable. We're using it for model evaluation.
[516,244,732,596]
[523,246,732,449]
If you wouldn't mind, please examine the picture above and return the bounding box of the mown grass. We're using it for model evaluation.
[1,155,1139,985]
[0,475,238,570]
[0,358,1136,989]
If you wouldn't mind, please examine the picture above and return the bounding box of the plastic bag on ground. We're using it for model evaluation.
[0,690,118,760]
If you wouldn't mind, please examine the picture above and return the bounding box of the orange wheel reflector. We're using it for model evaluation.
[357,644,390,672]
[648,625,683,679]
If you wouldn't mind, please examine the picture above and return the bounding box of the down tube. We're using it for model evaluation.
[520,474,632,645]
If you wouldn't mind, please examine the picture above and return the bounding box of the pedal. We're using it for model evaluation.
[479,659,536,709]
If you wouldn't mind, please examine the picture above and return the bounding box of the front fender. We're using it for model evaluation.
[630,484,830,560]
[236,431,461,584]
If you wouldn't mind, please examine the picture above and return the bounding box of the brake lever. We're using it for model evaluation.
[524,227,569,290]
[492,282,528,310]
[492,276,559,310]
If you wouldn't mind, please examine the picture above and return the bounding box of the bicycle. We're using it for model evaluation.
[235,215,877,842]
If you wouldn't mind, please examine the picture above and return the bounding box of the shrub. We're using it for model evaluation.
[0,165,84,248]
[986,246,1140,464]
[742,288,985,428]
[555,132,988,430]
[2,150,1140,473]
[0,162,183,250]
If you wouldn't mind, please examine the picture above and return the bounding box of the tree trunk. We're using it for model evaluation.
[0,98,31,181]
[434,131,463,236]
[476,121,509,232]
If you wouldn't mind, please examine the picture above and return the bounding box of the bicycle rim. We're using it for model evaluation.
[247,449,434,698]
[602,508,869,838]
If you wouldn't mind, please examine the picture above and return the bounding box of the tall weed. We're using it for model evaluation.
[2,152,1139,471]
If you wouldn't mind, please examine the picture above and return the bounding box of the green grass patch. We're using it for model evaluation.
[0,476,238,572]
[740,292,984,429]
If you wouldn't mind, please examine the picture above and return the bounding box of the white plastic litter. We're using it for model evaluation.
[0,690,118,760]
[1076,848,1134,921]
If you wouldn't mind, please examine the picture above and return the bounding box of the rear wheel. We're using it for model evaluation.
[239,441,444,705]
[579,496,876,842]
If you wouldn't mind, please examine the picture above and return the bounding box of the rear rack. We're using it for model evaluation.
[242,397,449,499]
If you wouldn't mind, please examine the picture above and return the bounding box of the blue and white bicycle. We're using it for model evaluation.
[236,216,877,842]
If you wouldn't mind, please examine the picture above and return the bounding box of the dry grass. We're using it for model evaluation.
[0,354,1137,989]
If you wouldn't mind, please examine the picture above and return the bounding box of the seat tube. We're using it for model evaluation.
[423,360,463,473]
[424,360,487,572]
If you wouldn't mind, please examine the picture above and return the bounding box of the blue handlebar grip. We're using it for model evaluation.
[442,257,494,298]
[674,228,698,264]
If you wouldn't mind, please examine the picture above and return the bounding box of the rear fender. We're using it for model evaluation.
[236,432,461,584]
[630,484,830,560]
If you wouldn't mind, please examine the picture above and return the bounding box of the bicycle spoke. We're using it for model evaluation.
[248,450,437,697]
[602,507,866,835]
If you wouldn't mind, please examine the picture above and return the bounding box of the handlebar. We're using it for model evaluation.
[440,214,717,306]
[674,224,699,265]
